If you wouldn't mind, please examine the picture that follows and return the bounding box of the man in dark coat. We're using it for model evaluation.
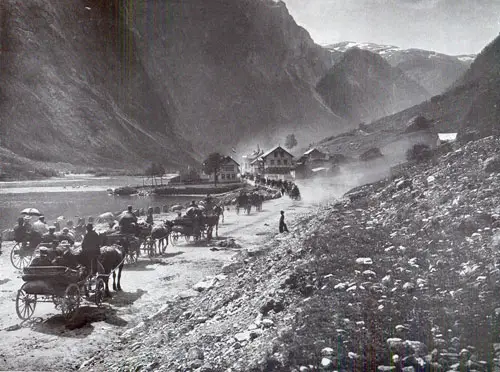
[81,223,101,274]
[279,210,289,233]
[14,217,28,245]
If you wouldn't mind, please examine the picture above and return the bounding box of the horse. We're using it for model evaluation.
[99,243,127,296]
[149,221,173,255]
[203,215,220,240]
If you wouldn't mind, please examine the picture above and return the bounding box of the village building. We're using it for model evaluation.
[250,145,294,180]
[293,147,332,179]
[241,147,264,175]
[437,133,458,146]
[209,156,240,183]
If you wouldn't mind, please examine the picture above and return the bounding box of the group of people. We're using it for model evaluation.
[14,216,76,251]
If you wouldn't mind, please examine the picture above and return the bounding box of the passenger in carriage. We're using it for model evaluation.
[30,246,53,267]
[52,241,79,268]
[57,227,75,246]
[40,226,59,249]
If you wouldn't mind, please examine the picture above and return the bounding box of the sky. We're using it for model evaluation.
[283,0,500,55]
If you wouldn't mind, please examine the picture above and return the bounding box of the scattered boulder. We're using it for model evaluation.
[483,155,500,173]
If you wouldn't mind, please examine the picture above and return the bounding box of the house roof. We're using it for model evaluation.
[438,133,458,142]
[304,147,323,156]
[261,145,294,159]
[222,156,240,167]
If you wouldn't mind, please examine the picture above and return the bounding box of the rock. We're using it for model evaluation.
[188,359,204,369]
[193,278,216,292]
[234,331,252,342]
[261,319,274,328]
[356,257,373,265]
[362,270,376,277]
[187,347,204,361]
[320,357,334,369]
[484,155,500,173]
[321,347,335,356]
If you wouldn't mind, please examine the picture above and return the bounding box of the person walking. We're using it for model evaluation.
[279,210,289,233]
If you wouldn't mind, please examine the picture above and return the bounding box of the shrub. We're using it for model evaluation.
[406,143,433,162]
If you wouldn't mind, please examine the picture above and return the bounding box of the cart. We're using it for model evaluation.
[15,265,106,321]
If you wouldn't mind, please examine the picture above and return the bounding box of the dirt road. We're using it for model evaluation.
[0,195,313,371]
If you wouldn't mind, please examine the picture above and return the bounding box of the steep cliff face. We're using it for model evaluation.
[316,48,429,125]
[0,0,342,172]
[128,0,341,154]
[0,0,195,169]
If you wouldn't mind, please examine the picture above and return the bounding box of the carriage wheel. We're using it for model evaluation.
[94,278,106,307]
[10,244,32,270]
[16,285,37,320]
[61,284,80,320]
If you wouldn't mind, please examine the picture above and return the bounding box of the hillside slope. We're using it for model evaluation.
[316,48,429,125]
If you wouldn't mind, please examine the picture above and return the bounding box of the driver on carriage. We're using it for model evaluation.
[119,205,138,235]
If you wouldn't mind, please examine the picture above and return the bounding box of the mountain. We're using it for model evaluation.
[316,48,430,125]
[325,42,474,96]
[0,0,343,175]
[315,34,500,161]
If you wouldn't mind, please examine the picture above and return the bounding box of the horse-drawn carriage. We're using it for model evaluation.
[170,208,220,244]
[99,232,143,264]
[15,264,106,321]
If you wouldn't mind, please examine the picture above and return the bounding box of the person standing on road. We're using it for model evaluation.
[279,210,289,233]
[81,223,101,275]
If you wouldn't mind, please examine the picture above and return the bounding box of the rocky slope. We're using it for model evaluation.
[0,0,343,174]
[316,48,430,125]
[325,42,474,96]
[80,136,500,372]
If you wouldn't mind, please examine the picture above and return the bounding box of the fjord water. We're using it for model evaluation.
[0,175,193,232]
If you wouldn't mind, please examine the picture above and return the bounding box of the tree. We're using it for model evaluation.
[285,134,298,150]
[202,153,224,186]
